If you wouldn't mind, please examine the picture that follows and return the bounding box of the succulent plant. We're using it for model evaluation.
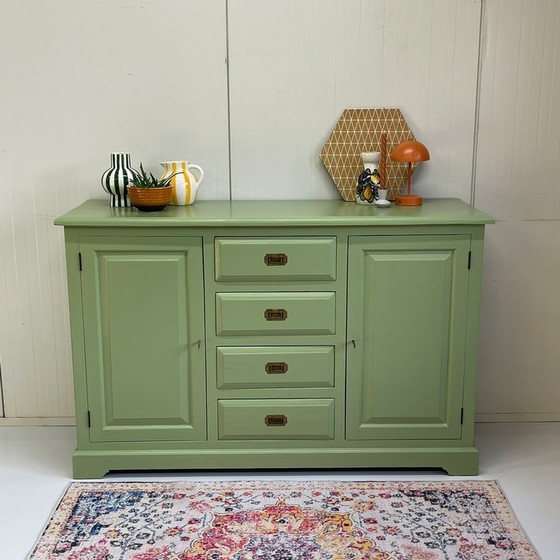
[129,163,178,189]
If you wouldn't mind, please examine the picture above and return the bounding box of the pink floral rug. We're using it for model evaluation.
[29,480,539,560]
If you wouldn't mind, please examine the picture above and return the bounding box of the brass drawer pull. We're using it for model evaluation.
[264,253,288,266]
[264,308,288,321]
[265,361,289,374]
[265,414,287,426]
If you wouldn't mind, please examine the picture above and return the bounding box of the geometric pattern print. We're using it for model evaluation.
[101,152,134,208]
[29,480,540,560]
[321,108,416,201]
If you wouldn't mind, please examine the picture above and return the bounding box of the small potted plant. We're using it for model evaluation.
[127,164,178,212]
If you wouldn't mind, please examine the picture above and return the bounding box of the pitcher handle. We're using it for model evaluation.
[188,164,204,185]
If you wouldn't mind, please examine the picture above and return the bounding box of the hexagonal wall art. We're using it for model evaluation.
[320,108,416,201]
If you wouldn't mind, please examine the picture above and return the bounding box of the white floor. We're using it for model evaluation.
[0,423,558,560]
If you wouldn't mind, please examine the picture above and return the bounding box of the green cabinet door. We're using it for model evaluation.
[346,235,470,440]
[79,237,206,442]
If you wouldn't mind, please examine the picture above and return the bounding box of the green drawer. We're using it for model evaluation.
[215,292,336,336]
[216,346,335,388]
[215,237,337,282]
[217,399,335,440]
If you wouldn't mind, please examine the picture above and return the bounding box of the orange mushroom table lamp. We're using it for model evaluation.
[390,140,430,206]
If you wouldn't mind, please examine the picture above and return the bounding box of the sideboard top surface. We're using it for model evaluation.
[55,198,495,228]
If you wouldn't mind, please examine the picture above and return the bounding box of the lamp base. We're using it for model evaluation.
[396,194,423,206]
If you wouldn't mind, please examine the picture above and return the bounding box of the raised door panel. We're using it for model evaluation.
[346,235,470,440]
[80,237,206,442]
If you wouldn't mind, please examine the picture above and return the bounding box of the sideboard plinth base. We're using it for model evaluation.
[72,447,479,479]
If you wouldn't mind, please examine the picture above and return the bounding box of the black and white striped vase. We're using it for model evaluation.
[101,152,134,207]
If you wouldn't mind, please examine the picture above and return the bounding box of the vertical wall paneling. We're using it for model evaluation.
[3,0,559,423]
[0,366,4,417]
[227,0,482,201]
[475,0,560,419]
[0,1,229,420]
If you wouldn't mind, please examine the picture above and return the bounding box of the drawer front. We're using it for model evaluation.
[218,399,335,440]
[215,237,337,282]
[216,292,336,336]
[216,346,335,388]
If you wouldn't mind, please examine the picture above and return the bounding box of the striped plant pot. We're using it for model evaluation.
[101,152,134,207]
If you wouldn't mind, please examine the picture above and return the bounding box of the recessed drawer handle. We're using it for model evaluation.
[265,414,287,426]
[265,361,289,374]
[264,308,288,321]
[264,253,288,266]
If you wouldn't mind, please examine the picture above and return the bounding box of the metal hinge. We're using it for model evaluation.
[78,252,83,271]
[467,251,472,270]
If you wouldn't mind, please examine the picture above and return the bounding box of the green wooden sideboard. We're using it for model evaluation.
[55,198,494,478]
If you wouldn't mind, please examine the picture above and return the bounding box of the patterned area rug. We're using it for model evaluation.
[29,480,539,560]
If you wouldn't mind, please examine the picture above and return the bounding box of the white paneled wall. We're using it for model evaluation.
[1,0,559,423]
[228,0,482,201]
[475,0,560,421]
[0,0,229,421]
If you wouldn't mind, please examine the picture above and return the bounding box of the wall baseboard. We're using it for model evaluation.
[0,417,75,427]
[475,412,560,423]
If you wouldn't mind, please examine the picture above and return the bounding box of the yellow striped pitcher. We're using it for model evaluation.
[160,161,204,206]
